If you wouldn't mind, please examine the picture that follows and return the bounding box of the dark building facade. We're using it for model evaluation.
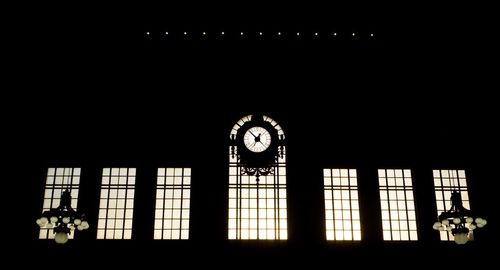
[15,4,496,269]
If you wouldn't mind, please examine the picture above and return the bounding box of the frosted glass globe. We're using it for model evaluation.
[454,233,468,245]
[54,232,68,244]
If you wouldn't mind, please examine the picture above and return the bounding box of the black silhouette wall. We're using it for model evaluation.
[15,5,496,268]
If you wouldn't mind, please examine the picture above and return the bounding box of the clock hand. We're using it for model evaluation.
[254,133,261,142]
[249,130,258,138]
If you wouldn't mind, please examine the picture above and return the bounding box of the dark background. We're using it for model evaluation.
[10,2,497,268]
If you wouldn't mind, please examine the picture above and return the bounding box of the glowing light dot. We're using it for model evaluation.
[184,32,187,35]
[314,32,318,36]
[296,32,300,36]
[241,32,244,36]
[221,32,224,35]
[259,32,263,36]
[278,32,281,35]
[371,33,374,37]
[202,32,206,35]
[146,32,150,35]
[352,33,356,36]
[333,33,337,36]
[165,32,168,35]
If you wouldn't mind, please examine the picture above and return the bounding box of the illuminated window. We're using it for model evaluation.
[378,169,418,241]
[97,168,135,239]
[228,115,287,240]
[39,168,81,239]
[433,169,471,241]
[323,169,361,241]
[154,168,191,240]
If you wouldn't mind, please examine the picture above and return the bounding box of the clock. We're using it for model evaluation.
[243,126,271,153]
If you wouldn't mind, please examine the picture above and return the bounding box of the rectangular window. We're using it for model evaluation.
[39,168,81,239]
[228,147,287,240]
[97,168,135,239]
[323,169,361,241]
[154,168,191,240]
[433,169,471,241]
[378,169,418,241]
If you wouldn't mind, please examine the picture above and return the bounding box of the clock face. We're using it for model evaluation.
[243,126,272,153]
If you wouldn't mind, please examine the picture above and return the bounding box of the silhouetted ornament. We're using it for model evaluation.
[433,190,487,244]
[36,189,89,244]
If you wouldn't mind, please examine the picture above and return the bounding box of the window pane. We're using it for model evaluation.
[323,168,361,241]
[39,168,81,240]
[154,169,192,239]
[433,169,472,241]
[97,168,135,240]
[378,168,417,241]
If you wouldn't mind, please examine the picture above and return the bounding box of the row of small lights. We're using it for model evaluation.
[145,31,374,37]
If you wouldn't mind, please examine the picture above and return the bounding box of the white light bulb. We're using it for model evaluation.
[74,219,82,225]
[62,217,70,224]
[146,32,150,35]
[334,33,337,36]
[36,219,43,226]
[184,32,187,35]
[46,223,54,229]
[466,217,473,223]
[297,32,300,36]
[278,32,281,36]
[54,232,69,244]
[259,32,263,36]
[165,32,168,35]
[50,216,58,223]
[442,220,450,226]
[481,219,487,225]
[469,224,476,230]
[352,33,356,36]
[370,33,374,37]
[477,223,485,228]
[475,217,483,224]
[77,225,84,231]
[202,32,206,35]
[40,217,48,225]
[81,221,90,230]
[314,32,318,36]
[454,233,468,245]
[221,32,224,35]
[446,226,453,232]
[240,32,243,36]
[432,221,442,230]
[453,217,461,224]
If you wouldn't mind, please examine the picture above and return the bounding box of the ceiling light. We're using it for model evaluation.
[433,191,487,244]
[36,189,89,244]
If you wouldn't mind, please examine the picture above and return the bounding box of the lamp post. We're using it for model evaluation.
[433,190,487,244]
[36,189,89,244]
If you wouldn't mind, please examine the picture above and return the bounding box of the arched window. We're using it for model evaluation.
[228,115,287,240]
